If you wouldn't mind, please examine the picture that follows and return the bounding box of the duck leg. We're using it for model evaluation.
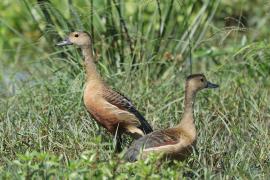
[115,134,123,153]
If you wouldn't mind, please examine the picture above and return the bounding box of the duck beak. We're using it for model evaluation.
[56,39,73,46]
[206,81,219,88]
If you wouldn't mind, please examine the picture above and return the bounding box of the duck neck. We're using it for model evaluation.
[178,83,197,129]
[81,45,102,83]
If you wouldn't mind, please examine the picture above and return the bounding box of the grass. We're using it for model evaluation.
[0,0,270,179]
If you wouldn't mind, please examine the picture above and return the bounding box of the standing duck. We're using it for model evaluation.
[57,31,153,152]
[124,74,218,161]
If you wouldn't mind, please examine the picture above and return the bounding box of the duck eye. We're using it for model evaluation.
[200,78,204,82]
[74,34,79,37]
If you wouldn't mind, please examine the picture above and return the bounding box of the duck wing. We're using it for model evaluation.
[103,88,153,134]
[124,129,179,162]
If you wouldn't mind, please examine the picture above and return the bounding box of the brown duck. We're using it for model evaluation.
[124,74,218,161]
[57,31,153,152]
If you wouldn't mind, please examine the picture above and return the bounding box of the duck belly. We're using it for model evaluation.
[83,95,121,135]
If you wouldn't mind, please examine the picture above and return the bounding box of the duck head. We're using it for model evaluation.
[186,74,219,92]
[57,31,91,47]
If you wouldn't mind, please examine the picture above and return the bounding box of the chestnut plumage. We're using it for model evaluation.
[124,74,218,161]
[57,31,153,152]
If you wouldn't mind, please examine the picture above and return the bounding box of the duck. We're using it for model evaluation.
[124,74,218,162]
[56,31,153,152]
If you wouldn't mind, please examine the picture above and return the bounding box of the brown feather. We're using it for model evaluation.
[102,88,153,134]
[124,74,217,161]
[58,31,154,152]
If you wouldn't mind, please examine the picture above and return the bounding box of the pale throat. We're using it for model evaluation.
[179,84,197,127]
[184,88,196,117]
[81,46,101,82]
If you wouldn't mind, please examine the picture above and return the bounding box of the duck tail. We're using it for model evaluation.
[124,148,139,162]
[129,107,153,134]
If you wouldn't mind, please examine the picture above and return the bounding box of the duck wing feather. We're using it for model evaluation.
[103,88,153,134]
[124,129,179,162]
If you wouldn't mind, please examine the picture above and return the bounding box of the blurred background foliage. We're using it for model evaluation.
[1,0,270,96]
